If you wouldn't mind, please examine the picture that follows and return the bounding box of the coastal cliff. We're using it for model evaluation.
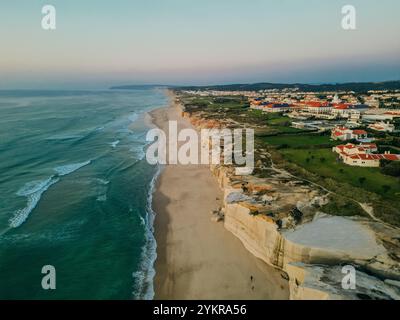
[210,163,400,299]
[177,97,400,300]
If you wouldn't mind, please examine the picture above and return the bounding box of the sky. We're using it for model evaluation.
[0,0,399,89]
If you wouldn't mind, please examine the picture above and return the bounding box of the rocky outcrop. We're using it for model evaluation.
[210,164,400,300]
[286,263,400,300]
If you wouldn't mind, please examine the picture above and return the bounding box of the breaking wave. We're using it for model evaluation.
[54,160,91,176]
[132,165,162,300]
[9,177,60,228]
[9,160,92,228]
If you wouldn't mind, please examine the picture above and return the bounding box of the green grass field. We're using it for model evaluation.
[246,110,304,134]
[262,134,334,148]
[280,148,400,198]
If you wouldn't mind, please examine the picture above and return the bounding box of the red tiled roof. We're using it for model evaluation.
[351,154,380,160]
[333,103,352,109]
[304,101,330,107]
[383,154,400,161]
[348,153,400,161]
[352,130,367,135]
[384,111,400,115]
[370,124,385,130]
[360,143,377,148]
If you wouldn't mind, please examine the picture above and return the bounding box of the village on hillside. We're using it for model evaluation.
[178,87,400,225]
[184,88,400,169]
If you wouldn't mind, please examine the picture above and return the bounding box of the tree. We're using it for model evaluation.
[359,177,366,185]
[381,161,400,177]
[382,185,391,193]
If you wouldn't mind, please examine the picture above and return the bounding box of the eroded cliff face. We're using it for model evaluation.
[210,164,400,300]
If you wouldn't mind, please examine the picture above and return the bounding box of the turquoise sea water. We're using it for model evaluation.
[0,89,168,299]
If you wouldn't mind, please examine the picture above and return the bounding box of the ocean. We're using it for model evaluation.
[0,89,168,299]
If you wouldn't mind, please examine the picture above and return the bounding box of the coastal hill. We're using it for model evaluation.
[176,80,400,93]
[110,81,400,93]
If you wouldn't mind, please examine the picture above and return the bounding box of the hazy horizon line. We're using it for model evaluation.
[1,78,400,92]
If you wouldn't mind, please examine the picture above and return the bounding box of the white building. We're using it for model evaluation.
[331,127,369,141]
[333,143,399,167]
[368,122,395,133]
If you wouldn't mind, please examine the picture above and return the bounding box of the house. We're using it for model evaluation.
[261,103,291,113]
[331,127,369,141]
[333,143,378,156]
[331,127,354,141]
[368,122,395,133]
[352,129,369,141]
[249,98,264,109]
[298,101,332,115]
[332,104,369,118]
[362,110,400,122]
[333,143,399,167]
[342,153,400,167]
[251,101,291,113]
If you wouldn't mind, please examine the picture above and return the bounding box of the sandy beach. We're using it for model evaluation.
[150,93,289,300]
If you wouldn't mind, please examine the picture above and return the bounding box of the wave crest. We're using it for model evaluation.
[9,160,92,228]
[54,160,91,176]
[9,177,59,228]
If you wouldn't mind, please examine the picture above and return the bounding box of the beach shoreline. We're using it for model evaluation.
[149,91,289,300]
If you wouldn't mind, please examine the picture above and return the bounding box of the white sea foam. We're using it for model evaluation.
[128,113,138,123]
[46,134,83,141]
[54,160,91,176]
[9,177,60,228]
[129,146,146,161]
[132,165,163,300]
[110,140,120,148]
[94,178,109,202]
[16,177,54,196]
[9,161,92,228]
[96,195,107,202]
[95,178,110,185]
